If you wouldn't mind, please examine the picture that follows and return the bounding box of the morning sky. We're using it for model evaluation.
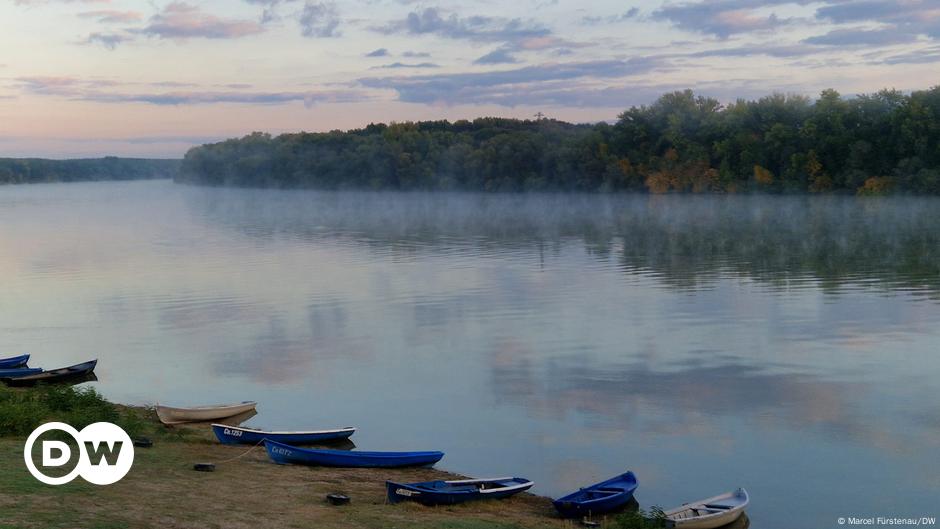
[1,0,938,157]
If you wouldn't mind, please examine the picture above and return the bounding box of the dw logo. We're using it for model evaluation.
[23,422,134,485]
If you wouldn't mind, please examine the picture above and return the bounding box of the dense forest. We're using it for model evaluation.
[178,87,940,194]
[0,157,180,185]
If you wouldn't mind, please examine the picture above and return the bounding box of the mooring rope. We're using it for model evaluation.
[209,439,266,465]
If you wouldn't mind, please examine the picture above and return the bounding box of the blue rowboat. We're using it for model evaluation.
[386,476,534,505]
[0,354,30,369]
[0,367,43,378]
[264,440,443,468]
[553,471,639,518]
[2,359,97,387]
[212,424,356,445]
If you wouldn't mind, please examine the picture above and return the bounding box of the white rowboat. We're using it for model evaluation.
[156,401,257,425]
[664,488,749,529]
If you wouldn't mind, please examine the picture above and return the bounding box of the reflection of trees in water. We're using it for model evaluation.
[621,196,940,293]
[187,188,940,293]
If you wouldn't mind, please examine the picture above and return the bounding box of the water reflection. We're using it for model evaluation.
[187,188,940,293]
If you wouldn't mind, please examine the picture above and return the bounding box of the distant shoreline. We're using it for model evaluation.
[0,157,180,186]
[176,87,940,196]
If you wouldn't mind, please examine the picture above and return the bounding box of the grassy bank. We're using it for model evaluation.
[0,386,649,529]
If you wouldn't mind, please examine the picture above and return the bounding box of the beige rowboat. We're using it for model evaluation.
[664,488,749,529]
[156,401,257,425]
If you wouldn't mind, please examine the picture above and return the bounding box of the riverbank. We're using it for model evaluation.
[0,392,569,529]
[0,435,565,529]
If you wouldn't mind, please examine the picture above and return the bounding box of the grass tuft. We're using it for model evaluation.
[613,507,667,529]
[0,384,144,437]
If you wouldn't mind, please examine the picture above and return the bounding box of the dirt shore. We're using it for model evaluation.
[0,415,575,529]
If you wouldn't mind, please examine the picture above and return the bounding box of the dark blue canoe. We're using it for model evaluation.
[387,476,534,505]
[553,471,639,518]
[212,423,356,445]
[264,440,443,468]
[0,354,30,369]
[0,367,43,378]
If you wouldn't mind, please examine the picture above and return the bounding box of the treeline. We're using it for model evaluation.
[178,87,940,194]
[0,157,180,185]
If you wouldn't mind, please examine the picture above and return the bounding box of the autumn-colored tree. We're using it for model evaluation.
[645,171,672,194]
[754,165,774,185]
[857,177,895,196]
[805,150,833,193]
[692,167,721,193]
[617,157,633,176]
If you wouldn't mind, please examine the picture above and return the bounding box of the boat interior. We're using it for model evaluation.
[670,503,734,519]
[576,488,622,500]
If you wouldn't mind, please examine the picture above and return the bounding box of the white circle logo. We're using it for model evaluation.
[24,422,134,486]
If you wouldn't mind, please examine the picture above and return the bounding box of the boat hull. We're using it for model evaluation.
[264,440,443,468]
[664,488,749,529]
[553,471,639,518]
[212,424,356,445]
[0,354,30,369]
[387,477,534,505]
[2,360,97,387]
[0,367,43,379]
[156,402,257,425]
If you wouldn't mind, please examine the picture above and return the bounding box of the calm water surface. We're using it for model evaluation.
[2,180,939,528]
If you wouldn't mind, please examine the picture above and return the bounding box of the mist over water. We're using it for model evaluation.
[2,180,939,528]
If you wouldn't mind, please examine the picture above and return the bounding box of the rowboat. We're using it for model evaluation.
[664,488,749,529]
[2,360,97,387]
[211,424,356,445]
[0,367,44,378]
[156,401,257,425]
[553,471,638,518]
[0,354,30,369]
[386,476,534,505]
[264,439,444,468]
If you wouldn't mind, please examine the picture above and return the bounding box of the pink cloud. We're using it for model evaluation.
[141,2,265,40]
[79,10,143,23]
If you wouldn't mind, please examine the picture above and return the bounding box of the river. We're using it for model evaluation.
[2,180,939,528]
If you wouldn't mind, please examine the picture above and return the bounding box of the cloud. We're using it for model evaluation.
[243,0,299,24]
[803,28,918,46]
[815,0,910,24]
[581,7,640,25]
[375,7,550,43]
[374,6,586,64]
[141,2,265,40]
[653,0,802,38]
[85,32,135,50]
[360,56,663,106]
[877,45,940,64]
[474,47,519,64]
[403,50,431,58]
[365,48,389,57]
[94,90,368,107]
[374,62,439,69]
[78,10,143,23]
[15,76,83,95]
[15,76,372,107]
[816,0,940,38]
[13,0,108,4]
[686,44,818,59]
[299,1,341,38]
